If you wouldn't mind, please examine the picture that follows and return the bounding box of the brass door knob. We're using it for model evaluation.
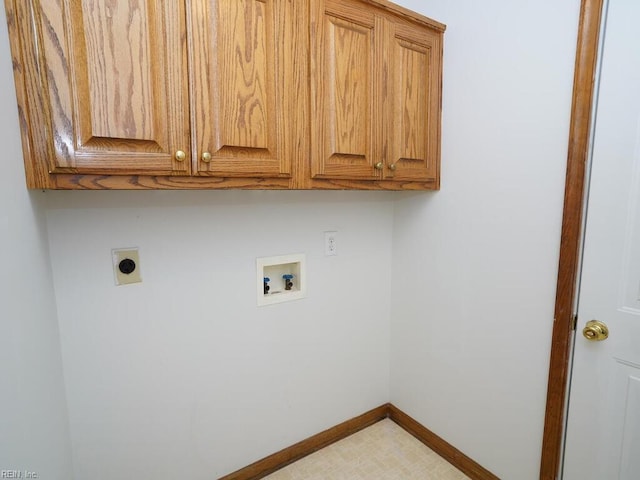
[202,152,212,163]
[582,320,609,341]
[175,150,186,162]
[374,162,384,170]
[388,163,397,171]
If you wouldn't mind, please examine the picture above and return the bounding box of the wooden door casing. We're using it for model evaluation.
[539,1,606,477]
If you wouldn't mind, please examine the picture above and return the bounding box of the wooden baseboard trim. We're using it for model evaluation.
[388,405,500,480]
[219,403,498,480]
[218,404,390,480]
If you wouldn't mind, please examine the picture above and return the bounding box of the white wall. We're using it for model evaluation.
[1,0,583,478]
[0,3,73,479]
[44,190,393,479]
[390,1,580,479]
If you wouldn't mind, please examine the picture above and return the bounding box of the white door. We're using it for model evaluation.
[562,1,640,478]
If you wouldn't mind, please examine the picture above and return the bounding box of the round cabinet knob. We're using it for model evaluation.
[388,163,397,172]
[201,152,212,163]
[175,150,186,162]
[582,320,609,341]
[374,162,384,170]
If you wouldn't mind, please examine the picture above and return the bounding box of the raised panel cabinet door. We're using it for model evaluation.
[310,0,382,180]
[387,21,442,183]
[192,0,302,178]
[15,0,190,177]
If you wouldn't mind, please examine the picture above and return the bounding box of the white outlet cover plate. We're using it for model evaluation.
[324,231,337,256]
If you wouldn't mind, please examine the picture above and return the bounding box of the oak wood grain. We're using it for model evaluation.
[6,0,443,190]
[540,0,605,478]
[50,174,293,190]
[358,0,446,32]
[10,0,190,177]
[311,0,443,185]
[82,0,155,141]
[5,0,52,188]
[49,173,438,191]
[388,21,442,182]
[216,0,270,151]
[311,0,378,180]
[286,0,310,190]
[191,0,295,180]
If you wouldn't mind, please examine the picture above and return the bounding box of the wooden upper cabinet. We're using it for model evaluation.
[310,0,444,187]
[11,0,190,185]
[6,0,443,190]
[191,0,300,179]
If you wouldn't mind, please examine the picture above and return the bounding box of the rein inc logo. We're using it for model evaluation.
[1,472,38,478]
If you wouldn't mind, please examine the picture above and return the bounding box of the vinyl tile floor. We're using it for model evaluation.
[263,419,471,480]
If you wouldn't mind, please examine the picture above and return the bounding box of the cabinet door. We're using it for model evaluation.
[386,21,442,182]
[192,0,298,178]
[311,0,383,180]
[31,0,190,175]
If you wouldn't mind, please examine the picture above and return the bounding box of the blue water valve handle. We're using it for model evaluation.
[263,277,271,282]
[263,277,271,295]
[282,274,294,291]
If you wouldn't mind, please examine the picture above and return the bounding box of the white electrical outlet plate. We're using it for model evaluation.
[112,248,142,286]
[325,231,337,256]
[257,253,306,306]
